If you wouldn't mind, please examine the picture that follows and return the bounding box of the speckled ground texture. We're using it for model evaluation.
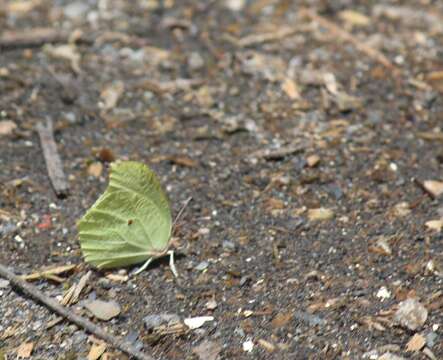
[2,0,443,359]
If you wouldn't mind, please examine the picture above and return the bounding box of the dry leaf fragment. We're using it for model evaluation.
[168,155,197,167]
[0,120,17,135]
[281,78,300,99]
[423,180,443,198]
[105,273,129,282]
[88,342,107,360]
[306,154,320,167]
[426,71,443,93]
[16,342,34,358]
[100,82,124,110]
[258,339,276,353]
[370,236,392,256]
[271,312,293,328]
[192,340,222,360]
[88,162,103,178]
[425,219,443,232]
[339,10,371,26]
[44,44,81,73]
[393,202,411,217]
[307,208,334,221]
[406,333,426,352]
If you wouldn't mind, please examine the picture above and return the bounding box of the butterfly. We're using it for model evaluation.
[77,161,177,275]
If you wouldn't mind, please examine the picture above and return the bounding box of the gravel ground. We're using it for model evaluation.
[2,1,443,359]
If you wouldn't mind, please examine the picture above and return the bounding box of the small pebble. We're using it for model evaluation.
[394,298,428,331]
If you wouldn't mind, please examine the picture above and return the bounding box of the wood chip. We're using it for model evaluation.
[16,342,34,358]
[281,78,300,99]
[0,120,17,135]
[422,180,443,198]
[62,271,91,306]
[88,342,107,360]
[406,333,426,352]
[308,208,334,221]
[306,154,320,167]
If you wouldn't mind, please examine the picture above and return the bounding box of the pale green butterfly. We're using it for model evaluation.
[77,161,178,275]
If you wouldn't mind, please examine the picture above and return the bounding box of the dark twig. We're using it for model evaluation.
[0,263,158,360]
[36,118,69,197]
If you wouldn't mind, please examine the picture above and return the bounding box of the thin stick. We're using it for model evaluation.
[300,8,401,77]
[36,118,70,197]
[0,263,158,360]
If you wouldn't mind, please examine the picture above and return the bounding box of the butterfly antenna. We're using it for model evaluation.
[173,196,192,227]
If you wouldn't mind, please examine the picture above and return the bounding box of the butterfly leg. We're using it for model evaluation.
[168,250,178,278]
[132,257,153,276]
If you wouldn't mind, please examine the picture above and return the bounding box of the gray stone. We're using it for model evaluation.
[144,313,180,331]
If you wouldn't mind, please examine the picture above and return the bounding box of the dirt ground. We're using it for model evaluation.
[2,0,443,359]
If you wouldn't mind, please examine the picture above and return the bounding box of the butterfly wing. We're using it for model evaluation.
[78,161,172,269]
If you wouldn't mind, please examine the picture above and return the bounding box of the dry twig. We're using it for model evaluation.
[0,263,158,360]
[20,264,76,281]
[300,8,400,77]
[238,26,299,47]
[251,144,305,161]
[36,118,70,197]
[0,28,91,50]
